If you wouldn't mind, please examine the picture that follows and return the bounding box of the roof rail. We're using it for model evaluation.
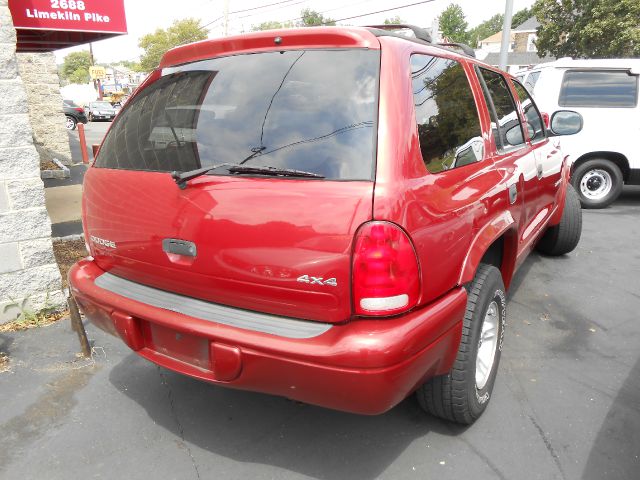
[364,24,476,58]
[437,42,476,58]
[364,24,432,43]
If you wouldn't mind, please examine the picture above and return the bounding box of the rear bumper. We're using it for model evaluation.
[69,258,466,414]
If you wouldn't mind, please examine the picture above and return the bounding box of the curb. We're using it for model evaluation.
[41,158,71,179]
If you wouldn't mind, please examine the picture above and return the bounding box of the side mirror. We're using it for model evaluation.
[549,110,583,136]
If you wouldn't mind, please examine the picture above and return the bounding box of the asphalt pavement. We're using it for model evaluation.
[1,188,639,479]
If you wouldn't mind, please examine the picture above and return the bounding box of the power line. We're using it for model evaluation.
[322,0,437,24]
[200,0,301,30]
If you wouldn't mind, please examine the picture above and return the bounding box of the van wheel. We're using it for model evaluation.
[536,185,582,256]
[416,264,506,425]
[571,159,623,208]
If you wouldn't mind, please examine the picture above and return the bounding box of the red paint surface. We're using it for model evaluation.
[71,27,569,414]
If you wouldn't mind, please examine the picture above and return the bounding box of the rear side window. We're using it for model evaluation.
[96,49,380,180]
[559,70,638,107]
[411,54,483,174]
[477,68,526,151]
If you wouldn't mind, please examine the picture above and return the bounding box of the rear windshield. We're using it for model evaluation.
[96,49,380,180]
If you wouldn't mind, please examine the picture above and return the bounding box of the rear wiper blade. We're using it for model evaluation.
[171,147,267,189]
[171,163,233,189]
[228,165,324,178]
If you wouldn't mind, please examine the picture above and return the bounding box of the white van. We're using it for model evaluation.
[517,59,640,208]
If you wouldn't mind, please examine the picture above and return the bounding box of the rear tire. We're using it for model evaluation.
[571,159,623,209]
[536,185,582,256]
[417,264,506,425]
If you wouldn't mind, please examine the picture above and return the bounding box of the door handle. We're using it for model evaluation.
[162,238,197,257]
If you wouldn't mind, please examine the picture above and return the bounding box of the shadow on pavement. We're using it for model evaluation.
[583,356,640,479]
[109,355,466,480]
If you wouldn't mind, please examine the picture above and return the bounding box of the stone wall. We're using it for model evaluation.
[0,0,65,323]
[16,52,73,165]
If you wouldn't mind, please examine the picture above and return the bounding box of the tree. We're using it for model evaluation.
[533,0,640,58]
[383,16,404,25]
[138,18,207,71]
[61,51,92,84]
[439,4,469,44]
[298,8,335,27]
[252,9,334,31]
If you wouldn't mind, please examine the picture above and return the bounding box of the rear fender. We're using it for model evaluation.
[458,211,515,288]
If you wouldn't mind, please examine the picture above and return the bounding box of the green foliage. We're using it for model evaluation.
[252,9,334,31]
[252,19,294,31]
[533,0,640,58]
[138,18,208,71]
[439,3,469,44]
[298,8,335,27]
[61,51,92,84]
[383,16,404,25]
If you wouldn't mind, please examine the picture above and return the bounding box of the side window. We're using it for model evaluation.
[477,68,526,151]
[524,71,540,93]
[411,54,483,174]
[512,80,546,143]
[559,70,638,107]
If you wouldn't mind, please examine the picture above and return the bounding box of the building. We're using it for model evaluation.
[475,17,555,74]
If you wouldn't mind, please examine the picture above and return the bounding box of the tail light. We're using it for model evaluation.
[352,221,420,316]
[75,107,84,112]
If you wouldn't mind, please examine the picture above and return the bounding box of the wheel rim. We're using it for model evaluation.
[476,300,499,390]
[580,169,612,200]
[65,117,75,129]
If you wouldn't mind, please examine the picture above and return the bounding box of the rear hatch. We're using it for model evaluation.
[84,47,380,323]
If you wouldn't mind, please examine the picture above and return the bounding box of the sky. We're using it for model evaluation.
[53,0,536,65]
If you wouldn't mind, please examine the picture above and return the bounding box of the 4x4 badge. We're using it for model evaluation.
[297,275,337,287]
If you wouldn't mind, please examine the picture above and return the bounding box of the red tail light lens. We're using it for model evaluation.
[75,107,84,112]
[352,221,420,316]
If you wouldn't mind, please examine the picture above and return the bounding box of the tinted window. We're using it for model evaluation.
[478,68,525,150]
[513,80,546,142]
[559,70,638,107]
[411,55,483,173]
[96,49,380,180]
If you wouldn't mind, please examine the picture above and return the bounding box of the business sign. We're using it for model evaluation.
[8,0,127,34]
[89,65,106,80]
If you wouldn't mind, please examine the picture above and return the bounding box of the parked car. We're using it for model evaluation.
[69,25,582,424]
[517,59,640,208]
[84,101,117,122]
[63,99,88,130]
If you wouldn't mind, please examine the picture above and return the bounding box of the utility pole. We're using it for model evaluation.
[498,0,514,71]
[89,43,102,100]
[223,0,230,36]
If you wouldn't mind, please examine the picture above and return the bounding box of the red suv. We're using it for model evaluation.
[69,26,582,424]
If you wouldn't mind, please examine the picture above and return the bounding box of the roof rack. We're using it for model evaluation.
[437,42,476,58]
[364,24,476,58]
[365,24,432,43]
